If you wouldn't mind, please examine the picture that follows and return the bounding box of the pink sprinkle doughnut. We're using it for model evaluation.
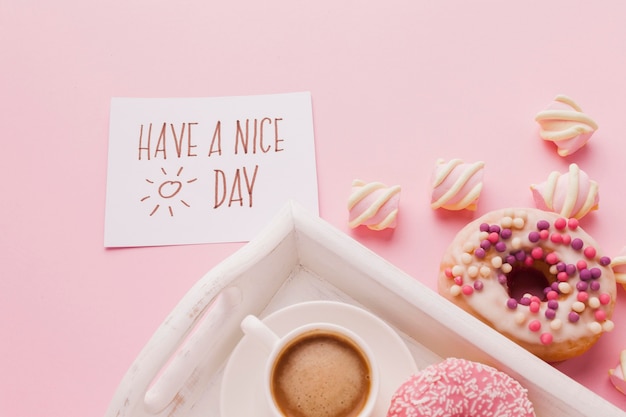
[386,358,535,417]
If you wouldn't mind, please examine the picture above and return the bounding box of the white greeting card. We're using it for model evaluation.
[104,92,318,247]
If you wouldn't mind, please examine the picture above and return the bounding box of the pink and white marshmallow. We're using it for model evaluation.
[535,95,598,157]
[609,350,626,395]
[348,179,401,230]
[530,163,599,220]
[610,247,626,290]
[430,158,485,211]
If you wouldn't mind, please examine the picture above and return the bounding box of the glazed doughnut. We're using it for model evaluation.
[439,208,616,362]
[386,358,535,417]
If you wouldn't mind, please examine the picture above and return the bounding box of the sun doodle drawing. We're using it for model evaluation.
[141,166,198,216]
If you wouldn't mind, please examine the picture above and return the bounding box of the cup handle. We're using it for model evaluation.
[241,315,280,352]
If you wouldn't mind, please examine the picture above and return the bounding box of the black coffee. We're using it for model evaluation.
[271,330,371,417]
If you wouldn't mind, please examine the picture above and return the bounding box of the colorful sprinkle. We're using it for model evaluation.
[500,216,513,228]
[507,298,518,309]
[571,238,584,250]
[528,231,540,243]
[558,282,572,293]
[537,219,550,230]
[529,301,540,313]
[603,320,615,332]
[512,217,525,229]
[590,267,602,279]
[461,253,473,264]
[588,297,601,309]
[550,319,563,330]
[468,266,479,278]
[462,285,474,296]
[489,224,501,234]
[528,320,541,332]
[600,293,611,305]
[561,234,572,245]
[584,246,597,259]
[588,322,602,334]
[545,252,558,265]
[579,269,592,281]
[540,332,553,345]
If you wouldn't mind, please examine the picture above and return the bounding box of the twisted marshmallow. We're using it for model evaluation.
[535,95,598,157]
[530,163,599,220]
[430,158,485,211]
[609,350,626,395]
[610,247,626,290]
[348,180,401,230]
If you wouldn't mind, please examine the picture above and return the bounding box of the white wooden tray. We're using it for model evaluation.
[104,200,624,417]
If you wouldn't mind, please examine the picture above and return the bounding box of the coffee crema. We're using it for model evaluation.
[270,330,371,417]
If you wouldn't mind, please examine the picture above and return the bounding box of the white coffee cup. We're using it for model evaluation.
[241,314,380,417]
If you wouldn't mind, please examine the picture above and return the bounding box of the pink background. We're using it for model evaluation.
[2,1,626,415]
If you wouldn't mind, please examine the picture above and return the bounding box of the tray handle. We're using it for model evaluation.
[143,285,242,414]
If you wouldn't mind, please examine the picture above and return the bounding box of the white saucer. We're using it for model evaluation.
[220,300,418,417]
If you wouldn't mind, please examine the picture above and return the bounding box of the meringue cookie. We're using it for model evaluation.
[535,95,598,157]
[348,179,401,230]
[530,163,599,219]
[609,350,626,395]
[610,247,626,290]
[430,158,485,211]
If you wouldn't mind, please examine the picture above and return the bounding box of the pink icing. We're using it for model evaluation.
[386,358,535,417]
